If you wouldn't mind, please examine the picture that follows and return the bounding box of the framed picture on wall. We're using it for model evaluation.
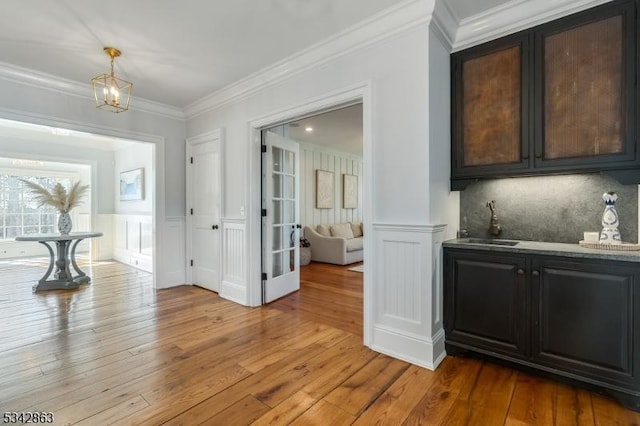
[120,168,145,201]
[316,169,334,209]
[343,174,357,209]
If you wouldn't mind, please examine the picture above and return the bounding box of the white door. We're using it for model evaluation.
[262,130,300,303]
[188,136,222,292]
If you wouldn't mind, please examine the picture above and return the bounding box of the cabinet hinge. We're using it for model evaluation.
[190,208,194,215]
[190,259,193,267]
[261,272,267,280]
[261,209,267,217]
[190,156,193,164]
[261,145,267,153]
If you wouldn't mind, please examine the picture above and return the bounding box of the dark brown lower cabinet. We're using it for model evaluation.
[444,248,640,411]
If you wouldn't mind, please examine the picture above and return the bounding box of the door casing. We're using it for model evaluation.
[248,81,373,346]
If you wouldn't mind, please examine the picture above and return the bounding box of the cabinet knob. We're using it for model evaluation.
[517,268,525,275]
[532,270,540,276]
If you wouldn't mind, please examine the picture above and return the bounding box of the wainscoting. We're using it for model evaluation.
[371,223,447,370]
[158,216,186,288]
[220,218,247,304]
[113,214,153,273]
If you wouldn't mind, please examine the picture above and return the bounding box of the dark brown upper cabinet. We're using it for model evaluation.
[451,0,638,191]
[452,33,531,181]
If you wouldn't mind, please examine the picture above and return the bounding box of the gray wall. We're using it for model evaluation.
[459,174,638,244]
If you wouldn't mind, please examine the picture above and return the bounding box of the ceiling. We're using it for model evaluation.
[445,0,513,21]
[0,0,512,109]
[285,104,363,156]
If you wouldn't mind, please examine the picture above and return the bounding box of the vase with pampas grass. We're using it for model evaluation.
[21,180,90,235]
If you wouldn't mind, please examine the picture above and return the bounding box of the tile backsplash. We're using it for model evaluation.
[459,174,638,244]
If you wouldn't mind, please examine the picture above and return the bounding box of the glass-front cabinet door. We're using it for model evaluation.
[534,1,636,170]
[451,33,531,187]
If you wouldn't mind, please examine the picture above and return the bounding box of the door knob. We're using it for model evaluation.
[517,268,525,275]
[532,270,540,276]
[212,225,219,230]
[296,224,301,229]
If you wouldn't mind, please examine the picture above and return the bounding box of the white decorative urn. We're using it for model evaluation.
[599,192,621,244]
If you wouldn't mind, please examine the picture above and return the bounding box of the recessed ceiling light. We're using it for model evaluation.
[305,126,313,132]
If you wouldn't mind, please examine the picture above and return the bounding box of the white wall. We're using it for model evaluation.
[111,143,154,272]
[115,143,154,214]
[186,6,450,368]
[299,142,363,229]
[188,28,432,223]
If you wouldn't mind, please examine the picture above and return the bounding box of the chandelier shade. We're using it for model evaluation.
[91,47,132,113]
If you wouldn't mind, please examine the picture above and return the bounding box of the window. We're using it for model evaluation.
[0,172,74,240]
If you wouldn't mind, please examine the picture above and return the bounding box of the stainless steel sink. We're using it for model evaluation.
[463,238,519,246]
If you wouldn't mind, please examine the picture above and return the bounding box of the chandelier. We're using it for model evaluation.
[91,47,132,113]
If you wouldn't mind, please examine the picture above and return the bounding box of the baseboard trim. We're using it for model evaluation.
[371,325,446,370]
[220,280,248,306]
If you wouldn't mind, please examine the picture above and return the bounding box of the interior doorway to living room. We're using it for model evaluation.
[262,103,365,337]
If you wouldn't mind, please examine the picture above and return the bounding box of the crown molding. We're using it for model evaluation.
[0,105,165,144]
[430,0,457,49]
[452,0,612,51]
[184,0,436,119]
[0,62,185,120]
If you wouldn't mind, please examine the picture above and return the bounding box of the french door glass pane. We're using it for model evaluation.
[283,176,294,199]
[273,251,283,277]
[284,150,295,174]
[272,225,295,251]
[272,147,283,172]
[273,174,283,198]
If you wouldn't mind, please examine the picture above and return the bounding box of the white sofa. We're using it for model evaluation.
[303,222,363,265]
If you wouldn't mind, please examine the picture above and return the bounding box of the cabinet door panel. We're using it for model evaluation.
[463,46,522,166]
[451,34,531,183]
[544,16,624,159]
[535,1,636,170]
[444,250,528,358]
[532,258,639,386]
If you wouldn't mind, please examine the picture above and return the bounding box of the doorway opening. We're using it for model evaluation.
[0,118,158,290]
[260,103,365,336]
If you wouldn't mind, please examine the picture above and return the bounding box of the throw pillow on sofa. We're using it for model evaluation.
[316,224,331,236]
[350,222,363,238]
[330,223,354,239]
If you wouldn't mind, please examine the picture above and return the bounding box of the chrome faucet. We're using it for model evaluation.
[486,200,502,236]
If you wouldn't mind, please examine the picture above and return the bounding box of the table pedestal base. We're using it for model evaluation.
[34,275,91,292]
[33,239,91,292]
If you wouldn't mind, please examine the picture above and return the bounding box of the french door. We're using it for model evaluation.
[262,130,300,303]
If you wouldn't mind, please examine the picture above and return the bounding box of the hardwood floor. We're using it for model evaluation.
[1,257,639,425]
[271,261,364,337]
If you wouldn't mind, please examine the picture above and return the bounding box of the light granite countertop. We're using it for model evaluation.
[443,238,640,262]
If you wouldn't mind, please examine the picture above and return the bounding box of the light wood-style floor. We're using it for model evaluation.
[1,258,639,425]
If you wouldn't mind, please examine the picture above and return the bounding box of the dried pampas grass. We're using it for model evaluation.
[22,180,89,213]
